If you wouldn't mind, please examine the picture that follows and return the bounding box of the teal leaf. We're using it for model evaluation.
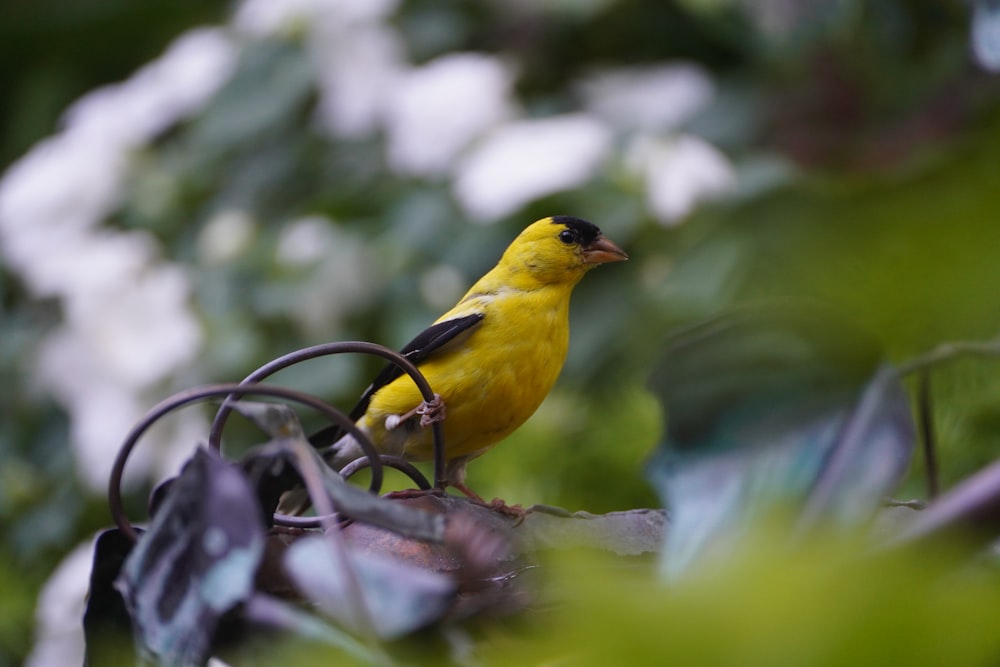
[115,448,266,666]
[284,535,457,639]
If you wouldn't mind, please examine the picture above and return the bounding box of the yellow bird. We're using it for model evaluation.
[311,215,627,501]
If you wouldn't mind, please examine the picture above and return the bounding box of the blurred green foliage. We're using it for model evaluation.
[481,536,1000,666]
[3,0,1000,664]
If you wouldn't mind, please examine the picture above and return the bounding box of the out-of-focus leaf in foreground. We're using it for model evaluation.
[647,304,915,577]
[481,539,1000,667]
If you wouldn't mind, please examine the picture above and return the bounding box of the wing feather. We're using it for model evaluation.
[308,313,485,448]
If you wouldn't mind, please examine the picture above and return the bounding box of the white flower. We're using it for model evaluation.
[36,325,206,490]
[580,63,715,132]
[235,0,405,125]
[67,381,150,490]
[419,264,467,311]
[0,134,127,287]
[627,134,735,225]
[385,53,515,177]
[234,0,398,36]
[0,29,236,296]
[234,0,334,34]
[275,215,335,266]
[34,259,203,491]
[65,265,202,388]
[64,29,238,147]
[300,0,406,138]
[453,114,612,222]
[197,209,257,265]
[25,541,93,667]
[276,217,380,337]
[0,27,222,492]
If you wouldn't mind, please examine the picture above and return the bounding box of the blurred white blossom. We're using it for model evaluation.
[292,0,406,138]
[419,264,467,311]
[454,114,613,222]
[234,0,397,36]
[275,215,337,266]
[581,63,715,132]
[626,134,735,225]
[0,137,128,292]
[34,264,203,489]
[64,29,238,146]
[25,541,92,667]
[235,0,406,138]
[277,217,380,337]
[0,28,233,491]
[197,209,258,265]
[63,265,202,388]
[385,53,516,177]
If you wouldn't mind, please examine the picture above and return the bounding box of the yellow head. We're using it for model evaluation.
[496,216,628,288]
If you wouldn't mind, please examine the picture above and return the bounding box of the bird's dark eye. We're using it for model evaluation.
[558,229,577,244]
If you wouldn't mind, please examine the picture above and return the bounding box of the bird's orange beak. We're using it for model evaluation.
[582,235,628,265]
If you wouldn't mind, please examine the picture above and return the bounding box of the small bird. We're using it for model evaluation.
[310,216,627,502]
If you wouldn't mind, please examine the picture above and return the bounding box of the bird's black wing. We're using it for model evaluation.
[308,313,485,448]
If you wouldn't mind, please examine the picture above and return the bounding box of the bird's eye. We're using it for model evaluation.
[558,229,577,244]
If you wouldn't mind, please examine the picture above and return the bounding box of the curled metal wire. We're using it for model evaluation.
[273,455,434,530]
[108,383,385,542]
[341,454,433,490]
[207,341,447,488]
[271,454,435,529]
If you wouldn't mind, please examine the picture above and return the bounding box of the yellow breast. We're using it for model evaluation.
[360,285,571,463]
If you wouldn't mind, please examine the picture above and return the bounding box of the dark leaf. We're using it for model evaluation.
[84,529,142,667]
[115,448,265,666]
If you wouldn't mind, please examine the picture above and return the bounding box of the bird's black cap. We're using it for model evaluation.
[550,215,601,245]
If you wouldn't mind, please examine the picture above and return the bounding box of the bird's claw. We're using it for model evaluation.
[383,487,447,500]
[417,393,446,427]
[385,393,447,431]
[485,498,530,524]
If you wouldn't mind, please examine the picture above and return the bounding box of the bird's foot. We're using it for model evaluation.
[450,480,486,504]
[384,393,447,431]
[450,481,529,523]
[483,498,530,523]
[417,393,446,427]
[383,487,447,501]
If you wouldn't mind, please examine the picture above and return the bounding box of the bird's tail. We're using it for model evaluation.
[319,434,366,472]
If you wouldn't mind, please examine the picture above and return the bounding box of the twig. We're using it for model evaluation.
[896,336,1000,377]
[917,370,940,499]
